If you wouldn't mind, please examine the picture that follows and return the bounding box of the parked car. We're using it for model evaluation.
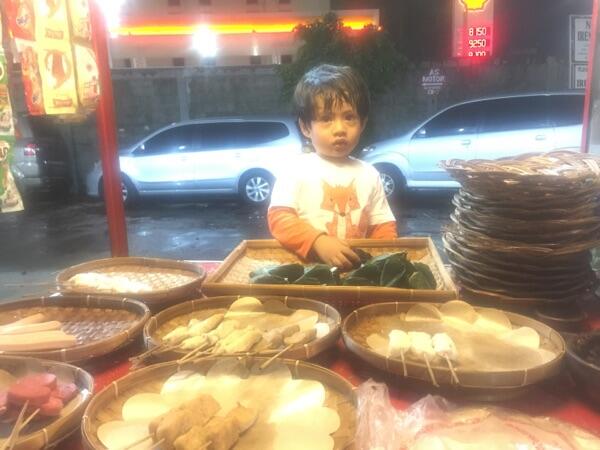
[11,115,71,196]
[361,93,584,197]
[86,117,303,206]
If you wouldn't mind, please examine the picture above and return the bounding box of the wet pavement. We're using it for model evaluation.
[0,191,454,300]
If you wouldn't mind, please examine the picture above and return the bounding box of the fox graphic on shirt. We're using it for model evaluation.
[321,180,368,238]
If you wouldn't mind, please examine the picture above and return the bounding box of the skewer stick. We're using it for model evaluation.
[122,435,153,450]
[19,409,39,430]
[423,355,439,388]
[130,344,179,365]
[1,402,29,450]
[445,356,460,385]
[400,351,407,377]
[259,344,293,370]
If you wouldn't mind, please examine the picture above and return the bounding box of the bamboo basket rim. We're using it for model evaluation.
[342,302,565,391]
[81,356,357,450]
[0,294,151,363]
[0,355,94,450]
[144,295,342,361]
[204,238,458,298]
[458,283,589,306]
[56,257,206,304]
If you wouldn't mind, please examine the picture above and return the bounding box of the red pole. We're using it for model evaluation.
[582,0,599,153]
[89,0,129,256]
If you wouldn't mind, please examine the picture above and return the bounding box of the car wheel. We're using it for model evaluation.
[374,164,405,199]
[240,171,274,206]
[99,174,138,206]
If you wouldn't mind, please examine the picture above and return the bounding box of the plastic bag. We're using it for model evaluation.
[356,379,600,450]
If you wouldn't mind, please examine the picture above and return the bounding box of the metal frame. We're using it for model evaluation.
[582,0,599,153]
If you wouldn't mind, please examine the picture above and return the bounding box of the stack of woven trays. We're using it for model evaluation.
[441,151,600,306]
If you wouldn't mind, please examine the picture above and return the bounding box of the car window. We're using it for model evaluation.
[481,97,549,133]
[419,102,483,138]
[136,125,198,156]
[548,95,584,127]
[197,121,290,150]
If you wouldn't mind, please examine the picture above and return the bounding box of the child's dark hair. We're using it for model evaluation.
[293,64,370,125]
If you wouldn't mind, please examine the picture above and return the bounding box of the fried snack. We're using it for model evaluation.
[174,405,257,450]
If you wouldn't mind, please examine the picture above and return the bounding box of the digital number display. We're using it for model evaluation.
[465,26,492,57]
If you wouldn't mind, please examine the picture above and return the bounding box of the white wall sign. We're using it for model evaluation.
[421,68,446,95]
[570,15,592,90]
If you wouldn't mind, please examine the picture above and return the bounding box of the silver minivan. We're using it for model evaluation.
[86,117,303,205]
[362,93,584,197]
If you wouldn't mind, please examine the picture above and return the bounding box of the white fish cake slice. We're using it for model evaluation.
[122,393,172,421]
[97,420,152,450]
[406,304,442,322]
[502,326,540,349]
[475,309,512,333]
[440,300,478,326]
[270,379,326,420]
[315,322,330,339]
[271,406,340,433]
[288,309,320,332]
[366,333,388,356]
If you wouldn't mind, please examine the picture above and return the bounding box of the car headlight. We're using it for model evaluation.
[362,145,376,154]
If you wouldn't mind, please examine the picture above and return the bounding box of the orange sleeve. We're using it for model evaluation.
[268,207,326,259]
[367,221,398,239]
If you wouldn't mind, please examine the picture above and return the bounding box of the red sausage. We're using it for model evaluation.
[37,397,63,417]
[19,373,57,390]
[8,382,51,407]
[51,383,78,403]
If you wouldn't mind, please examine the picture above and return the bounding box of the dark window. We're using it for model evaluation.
[250,55,261,65]
[136,125,199,156]
[167,0,180,6]
[172,57,185,67]
[549,95,584,127]
[197,122,290,150]
[419,102,483,138]
[481,97,550,133]
[280,54,293,64]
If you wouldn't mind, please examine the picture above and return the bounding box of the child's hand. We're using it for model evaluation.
[312,235,360,270]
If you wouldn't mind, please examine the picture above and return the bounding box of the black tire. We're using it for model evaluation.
[99,174,138,207]
[374,164,406,200]
[239,170,274,206]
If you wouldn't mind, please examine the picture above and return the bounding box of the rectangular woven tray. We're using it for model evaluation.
[203,238,458,316]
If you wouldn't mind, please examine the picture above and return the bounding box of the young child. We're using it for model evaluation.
[268,64,397,269]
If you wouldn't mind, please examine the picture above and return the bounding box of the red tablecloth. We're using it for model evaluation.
[64,261,600,449]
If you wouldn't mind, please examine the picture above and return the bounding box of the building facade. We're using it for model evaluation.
[109,0,379,68]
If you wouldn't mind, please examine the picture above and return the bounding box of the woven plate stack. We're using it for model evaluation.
[441,151,600,306]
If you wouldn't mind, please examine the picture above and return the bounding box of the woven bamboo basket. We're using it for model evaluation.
[342,302,565,401]
[56,257,206,310]
[81,356,357,450]
[144,295,341,362]
[0,355,94,450]
[203,239,457,316]
[0,294,150,363]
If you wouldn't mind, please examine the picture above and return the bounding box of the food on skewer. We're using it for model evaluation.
[408,331,439,387]
[432,332,460,385]
[0,314,77,352]
[188,314,224,337]
[388,330,411,376]
[284,328,317,346]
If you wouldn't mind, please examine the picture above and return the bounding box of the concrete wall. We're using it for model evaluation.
[64,59,576,193]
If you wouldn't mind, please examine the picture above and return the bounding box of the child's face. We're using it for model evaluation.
[299,96,366,160]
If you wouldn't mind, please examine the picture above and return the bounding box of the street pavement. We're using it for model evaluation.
[0,191,454,299]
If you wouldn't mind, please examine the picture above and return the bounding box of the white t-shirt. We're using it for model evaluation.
[269,153,396,239]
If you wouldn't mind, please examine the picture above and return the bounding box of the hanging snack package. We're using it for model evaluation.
[15,39,45,115]
[38,41,77,114]
[73,43,98,109]
[0,137,23,213]
[356,380,600,450]
[0,55,15,135]
[35,0,70,42]
[4,0,36,41]
[67,0,91,42]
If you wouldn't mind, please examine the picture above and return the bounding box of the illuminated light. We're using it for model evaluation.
[98,0,127,38]
[459,0,489,11]
[252,44,259,56]
[193,25,218,57]
[110,17,375,37]
[377,26,383,31]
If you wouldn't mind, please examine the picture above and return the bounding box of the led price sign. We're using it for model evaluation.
[453,0,494,59]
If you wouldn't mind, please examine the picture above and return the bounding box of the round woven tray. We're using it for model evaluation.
[0,294,150,363]
[56,257,206,310]
[342,302,565,401]
[144,295,342,362]
[458,284,590,307]
[81,356,357,450]
[0,355,94,450]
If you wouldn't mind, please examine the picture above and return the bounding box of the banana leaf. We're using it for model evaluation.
[250,274,289,284]
[342,276,377,286]
[379,253,412,287]
[408,271,435,289]
[345,263,380,284]
[294,264,338,285]
[413,262,436,289]
[249,263,305,283]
